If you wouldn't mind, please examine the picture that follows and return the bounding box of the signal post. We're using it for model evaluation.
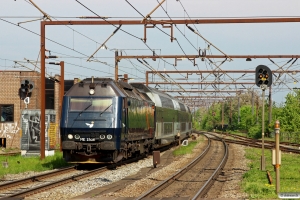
[274,120,280,193]
[255,65,272,171]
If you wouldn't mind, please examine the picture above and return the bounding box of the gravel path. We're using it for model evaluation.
[206,143,249,199]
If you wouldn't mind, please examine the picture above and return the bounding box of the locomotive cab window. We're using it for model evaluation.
[0,104,14,122]
[70,98,113,112]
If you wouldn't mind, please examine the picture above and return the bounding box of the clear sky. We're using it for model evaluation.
[1,0,300,105]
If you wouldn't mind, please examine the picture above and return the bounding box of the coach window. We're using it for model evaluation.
[0,104,14,122]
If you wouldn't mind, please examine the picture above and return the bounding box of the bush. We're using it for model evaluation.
[248,125,262,139]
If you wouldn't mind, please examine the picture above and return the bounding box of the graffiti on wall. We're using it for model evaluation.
[21,110,56,151]
[0,122,20,139]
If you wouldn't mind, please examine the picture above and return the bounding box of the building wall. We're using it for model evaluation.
[0,71,75,150]
[0,71,41,149]
[20,109,56,151]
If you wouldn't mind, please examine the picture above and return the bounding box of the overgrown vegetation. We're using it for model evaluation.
[0,151,71,178]
[242,147,300,199]
[193,89,300,143]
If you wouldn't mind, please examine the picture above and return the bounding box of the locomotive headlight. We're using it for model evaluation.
[89,89,95,95]
[68,134,73,139]
[100,134,105,140]
[107,134,113,140]
[74,134,80,139]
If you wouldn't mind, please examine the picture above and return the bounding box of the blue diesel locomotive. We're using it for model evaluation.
[60,77,192,163]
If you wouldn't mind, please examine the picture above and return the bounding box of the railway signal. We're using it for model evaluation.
[255,65,272,88]
[255,65,273,171]
[20,80,34,98]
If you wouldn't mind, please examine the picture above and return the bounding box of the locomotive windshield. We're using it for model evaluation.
[70,98,113,113]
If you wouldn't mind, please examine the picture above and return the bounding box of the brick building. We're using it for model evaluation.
[0,70,73,150]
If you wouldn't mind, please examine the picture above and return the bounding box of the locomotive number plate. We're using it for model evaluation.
[80,138,96,141]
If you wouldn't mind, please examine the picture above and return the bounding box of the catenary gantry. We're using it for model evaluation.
[40,17,300,159]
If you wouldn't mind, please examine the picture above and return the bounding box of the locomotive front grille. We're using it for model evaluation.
[83,144,97,153]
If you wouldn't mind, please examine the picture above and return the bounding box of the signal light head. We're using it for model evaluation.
[255,65,272,88]
[20,80,34,94]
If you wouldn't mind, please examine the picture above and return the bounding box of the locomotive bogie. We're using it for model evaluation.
[63,149,120,163]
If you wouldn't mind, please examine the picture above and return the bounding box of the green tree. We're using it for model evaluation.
[278,90,300,133]
[238,105,256,131]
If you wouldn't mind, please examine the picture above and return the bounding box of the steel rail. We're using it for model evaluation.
[224,132,300,148]
[2,154,147,198]
[191,133,229,199]
[211,132,300,154]
[2,166,108,198]
[136,133,211,199]
[0,166,76,191]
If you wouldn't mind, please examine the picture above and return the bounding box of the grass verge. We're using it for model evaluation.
[173,135,203,156]
[242,147,300,199]
[0,151,71,179]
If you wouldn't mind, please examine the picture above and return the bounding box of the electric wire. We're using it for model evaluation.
[0,17,130,79]
[46,58,144,80]
[0,18,97,60]
[24,0,101,45]
[2,2,298,101]
[125,0,192,93]
[75,0,176,85]
[154,0,203,93]
[75,0,142,40]
[154,0,206,96]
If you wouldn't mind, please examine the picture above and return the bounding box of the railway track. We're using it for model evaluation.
[213,132,300,154]
[0,153,148,199]
[136,132,229,199]
[0,166,77,193]
[0,138,185,200]
[0,166,86,199]
[226,132,300,147]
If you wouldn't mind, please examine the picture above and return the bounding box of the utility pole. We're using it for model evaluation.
[269,86,272,125]
[115,51,119,81]
[48,59,64,152]
[230,100,232,127]
[222,102,224,132]
[256,96,259,124]
[261,86,266,170]
[252,90,254,115]
[238,96,240,124]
